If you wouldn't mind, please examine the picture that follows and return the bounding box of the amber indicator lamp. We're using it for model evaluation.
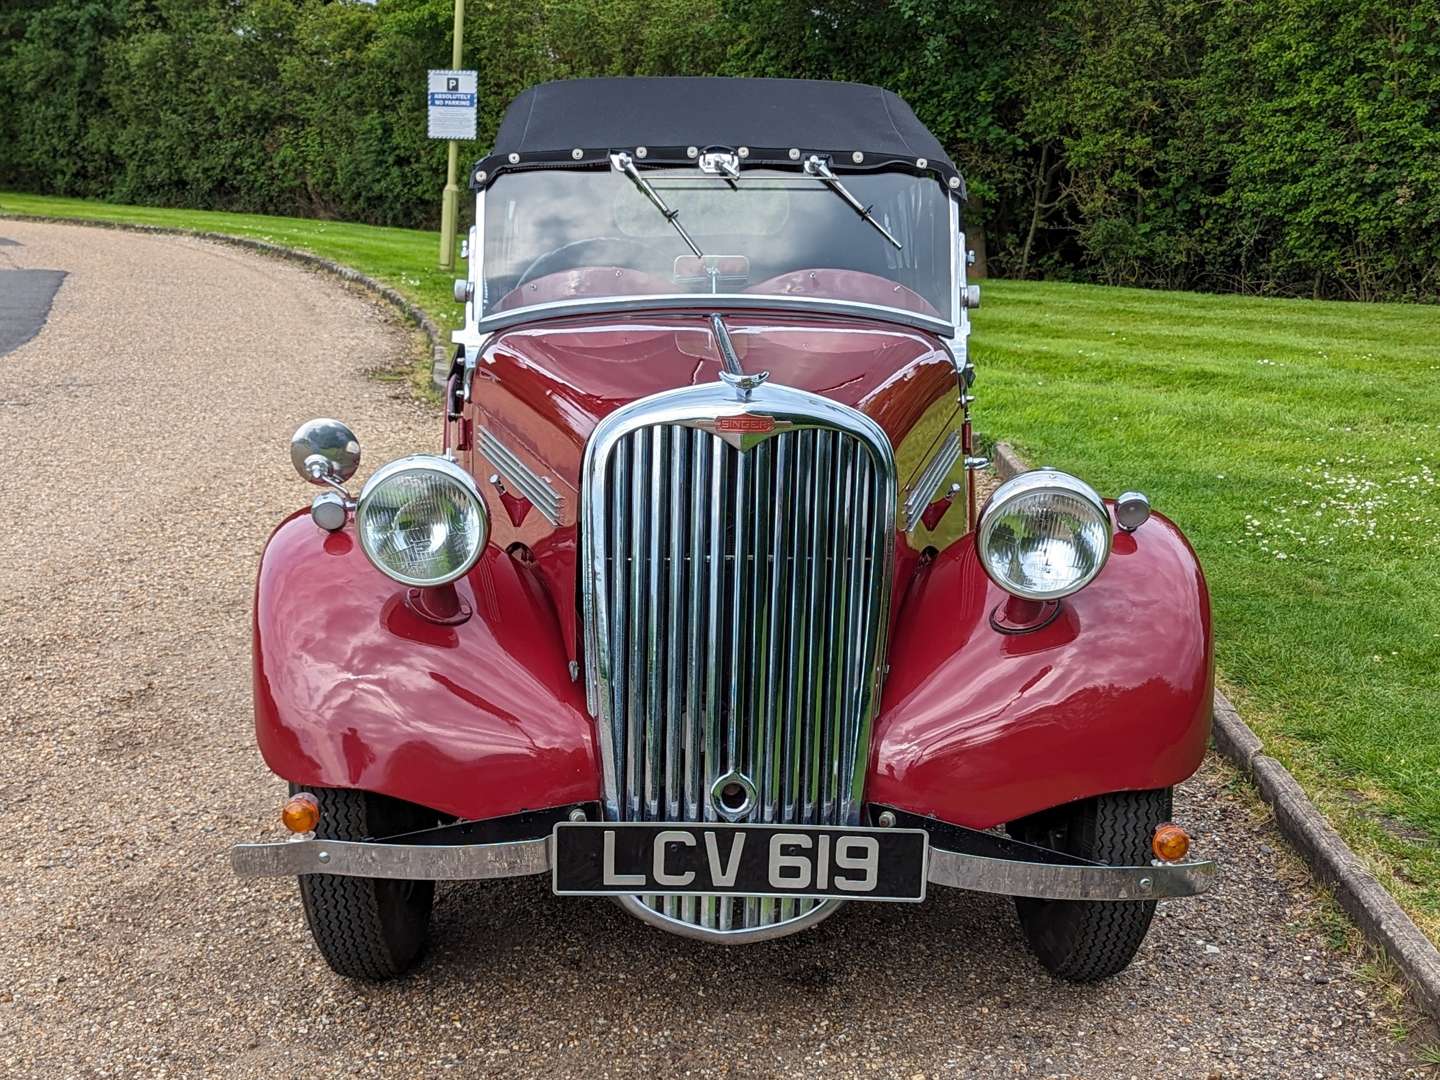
[1151,823,1191,863]
[281,792,321,833]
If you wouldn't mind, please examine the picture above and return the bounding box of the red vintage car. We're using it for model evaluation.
[233,77,1215,981]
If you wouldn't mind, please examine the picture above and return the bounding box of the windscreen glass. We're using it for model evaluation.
[481,168,953,321]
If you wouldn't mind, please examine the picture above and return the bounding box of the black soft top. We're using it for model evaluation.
[471,77,963,197]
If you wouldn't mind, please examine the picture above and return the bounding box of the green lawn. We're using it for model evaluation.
[975,280,1440,938]
[4,192,1437,939]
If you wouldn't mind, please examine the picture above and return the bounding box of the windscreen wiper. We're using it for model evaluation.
[609,152,704,258]
[803,155,903,251]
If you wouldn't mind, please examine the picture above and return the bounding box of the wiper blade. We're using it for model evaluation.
[610,152,703,258]
[803,155,903,251]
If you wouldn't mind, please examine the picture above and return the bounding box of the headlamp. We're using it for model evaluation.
[355,456,489,587]
[977,469,1111,600]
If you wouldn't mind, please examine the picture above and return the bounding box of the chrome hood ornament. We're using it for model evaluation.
[711,312,770,401]
[718,369,769,400]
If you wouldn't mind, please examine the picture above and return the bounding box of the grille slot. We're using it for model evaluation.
[904,430,962,531]
[477,427,564,524]
[583,397,895,938]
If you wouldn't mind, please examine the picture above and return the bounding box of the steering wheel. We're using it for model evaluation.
[516,237,657,289]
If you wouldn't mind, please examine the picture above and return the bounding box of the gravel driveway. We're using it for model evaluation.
[0,220,1421,1078]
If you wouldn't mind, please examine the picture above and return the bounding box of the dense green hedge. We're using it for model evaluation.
[2,0,1436,300]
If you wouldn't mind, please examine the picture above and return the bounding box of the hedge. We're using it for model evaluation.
[2,0,1436,300]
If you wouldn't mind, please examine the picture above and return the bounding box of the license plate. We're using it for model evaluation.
[551,822,928,902]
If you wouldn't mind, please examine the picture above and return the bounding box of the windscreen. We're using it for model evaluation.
[480,168,953,322]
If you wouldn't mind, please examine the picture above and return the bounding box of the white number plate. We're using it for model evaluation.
[551,822,928,902]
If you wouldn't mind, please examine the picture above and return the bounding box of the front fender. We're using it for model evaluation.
[869,511,1213,829]
[253,512,600,820]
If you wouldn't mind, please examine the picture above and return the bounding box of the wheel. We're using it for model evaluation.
[1006,787,1173,982]
[292,784,440,980]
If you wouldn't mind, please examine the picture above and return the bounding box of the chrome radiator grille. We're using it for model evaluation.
[581,384,896,939]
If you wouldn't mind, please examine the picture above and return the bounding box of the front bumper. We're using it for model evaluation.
[233,835,552,881]
[231,812,1216,902]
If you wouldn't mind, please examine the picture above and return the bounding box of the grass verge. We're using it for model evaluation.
[0,191,463,336]
[4,192,1436,944]
[974,280,1440,942]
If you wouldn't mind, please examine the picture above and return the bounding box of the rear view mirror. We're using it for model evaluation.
[290,418,361,486]
[673,255,750,289]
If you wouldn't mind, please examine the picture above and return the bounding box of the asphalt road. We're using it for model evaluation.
[0,266,66,356]
[0,220,1422,1078]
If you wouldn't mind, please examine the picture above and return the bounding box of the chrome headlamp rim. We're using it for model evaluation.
[977,468,1112,601]
[355,454,489,588]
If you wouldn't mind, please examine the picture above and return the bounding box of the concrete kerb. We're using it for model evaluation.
[992,440,1440,1022]
[0,214,453,391]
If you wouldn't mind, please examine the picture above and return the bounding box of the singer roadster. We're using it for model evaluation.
[232,77,1216,982]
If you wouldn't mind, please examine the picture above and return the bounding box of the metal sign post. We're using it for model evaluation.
[430,0,473,270]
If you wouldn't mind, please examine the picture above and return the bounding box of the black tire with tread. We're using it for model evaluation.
[1007,788,1172,983]
[292,785,439,980]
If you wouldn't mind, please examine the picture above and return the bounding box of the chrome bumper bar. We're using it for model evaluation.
[230,834,1214,900]
[231,836,551,881]
[927,847,1215,900]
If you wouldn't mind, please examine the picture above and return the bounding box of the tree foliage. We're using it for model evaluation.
[1,0,1436,299]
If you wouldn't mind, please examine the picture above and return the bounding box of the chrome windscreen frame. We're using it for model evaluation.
[466,293,954,339]
[451,176,970,356]
[949,195,972,368]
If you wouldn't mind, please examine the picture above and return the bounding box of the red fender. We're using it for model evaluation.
[253,512,600,820]
[868,510,1213,829]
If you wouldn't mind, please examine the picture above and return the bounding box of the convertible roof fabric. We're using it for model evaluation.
[472,77,962,196]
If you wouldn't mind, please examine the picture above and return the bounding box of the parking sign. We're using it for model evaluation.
[427,69,477,140]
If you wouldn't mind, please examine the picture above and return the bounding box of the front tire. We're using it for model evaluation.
[293,785,439,980]
[1007,788,1172,982]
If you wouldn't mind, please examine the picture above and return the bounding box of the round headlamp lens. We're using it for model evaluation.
[978,471,1111,600]
[356,457,488,586]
